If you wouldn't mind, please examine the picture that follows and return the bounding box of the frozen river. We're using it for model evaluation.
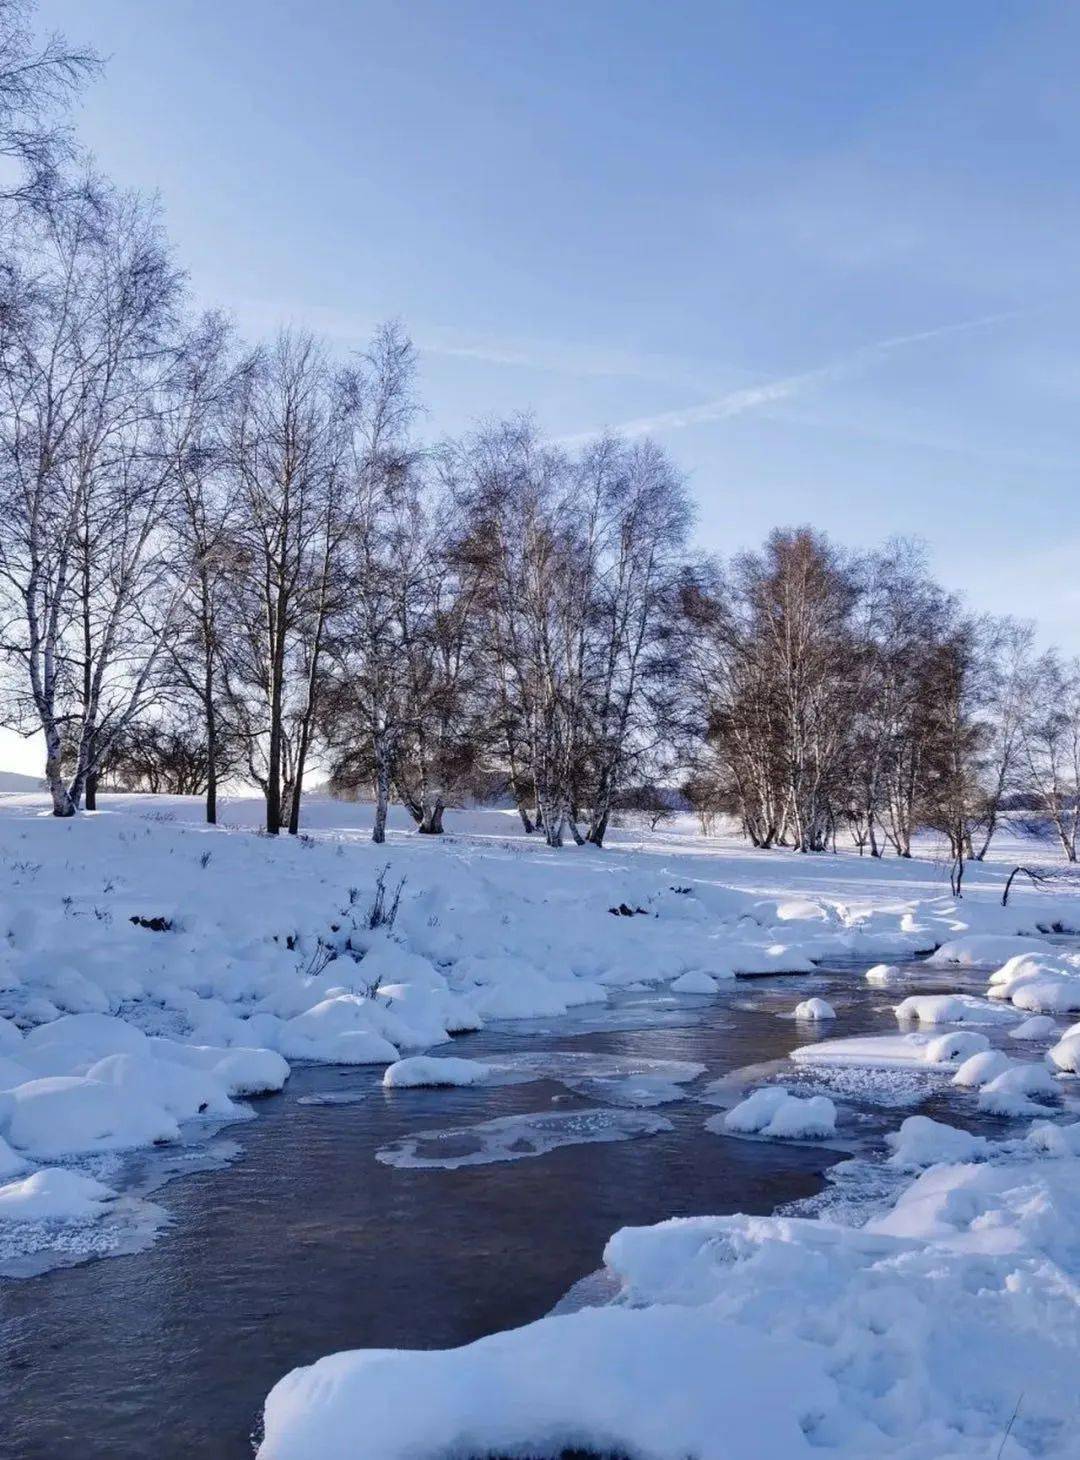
[0,961,1012,1459]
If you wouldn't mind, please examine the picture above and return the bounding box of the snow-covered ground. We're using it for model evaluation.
[1,792,1080,1455]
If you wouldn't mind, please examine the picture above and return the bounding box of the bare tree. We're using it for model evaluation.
[0,186,187,814]
[224,329,355,834]
[0,0,100,210]
[1020,651,1080,861]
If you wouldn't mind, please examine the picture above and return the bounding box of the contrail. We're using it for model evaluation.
[554,310,1022,445]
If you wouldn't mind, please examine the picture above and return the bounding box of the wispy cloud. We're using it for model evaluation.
[227,296,724,392]
[554,311,1022,445]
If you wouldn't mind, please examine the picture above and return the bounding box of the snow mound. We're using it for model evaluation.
[987,953,1080,1013]
[793,997,835,1021]
[1008,1014,1059,1041]
[1028,1121,1080,1157]
[928,935,1051,967]
[1047,1032,1080,1073]
[277,998,400,1065]
[258,1302,834,1460]
[894,993,1019,1026]
[0,1168,116,1223]
[885,1115,989,1169]
[976,1063,1058,1116]
[4,1074,179,1158]
[382,1056,492,1088]
[376,1109,672,1170]
[951,1050,1015,1088]
[715,1086,837,1140]
[864,963,904,987]
[792,1030,979,1070]
[670,970,719,994]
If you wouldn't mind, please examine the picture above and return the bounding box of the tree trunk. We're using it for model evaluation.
[372,733,392,845]
[587,810,609,848]
[46,738,75,817]
[85,772,98,811]
[418,799,445,834]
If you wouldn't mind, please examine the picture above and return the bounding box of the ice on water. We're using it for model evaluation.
[376,1108,673,1170]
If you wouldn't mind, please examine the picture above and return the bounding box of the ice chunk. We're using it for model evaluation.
[792,1032,950,1069]
[376,1108,672,1170]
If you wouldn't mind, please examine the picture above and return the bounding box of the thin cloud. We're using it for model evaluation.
[555,311,1022,445]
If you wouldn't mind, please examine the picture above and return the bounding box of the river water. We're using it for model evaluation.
[0,961,1016,1459]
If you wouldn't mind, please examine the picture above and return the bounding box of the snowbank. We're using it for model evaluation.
[260,1140,1080,1460]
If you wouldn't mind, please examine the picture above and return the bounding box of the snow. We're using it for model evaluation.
[1009,1013,1059,1040]
[0,1168,117,1222]
[261,1146,1080,1460]
[669,969,719,994]
[975,1062,1059,1116]
[792,1030,983,1070]
[864,963,903,986]
[927,934,1052,966]
[713,1086,838,1140]
[951,1049,1015,1087]
[986,953,1080,1016]
[884,1115,990,1168]
[1028,1120,1080,1157]
[793,996,836,1020]
[1,793,1080,1448]
[893,992,1019,1025]
[918,1029,991,1063]
[259,1303,835,1460]
[1047,1031,1080,1073]
[382,1055,492,1088]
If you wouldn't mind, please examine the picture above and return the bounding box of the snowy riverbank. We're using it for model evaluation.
[1,794,1079,1456]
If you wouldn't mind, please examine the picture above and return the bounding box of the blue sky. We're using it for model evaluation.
[9,0,1076,781]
